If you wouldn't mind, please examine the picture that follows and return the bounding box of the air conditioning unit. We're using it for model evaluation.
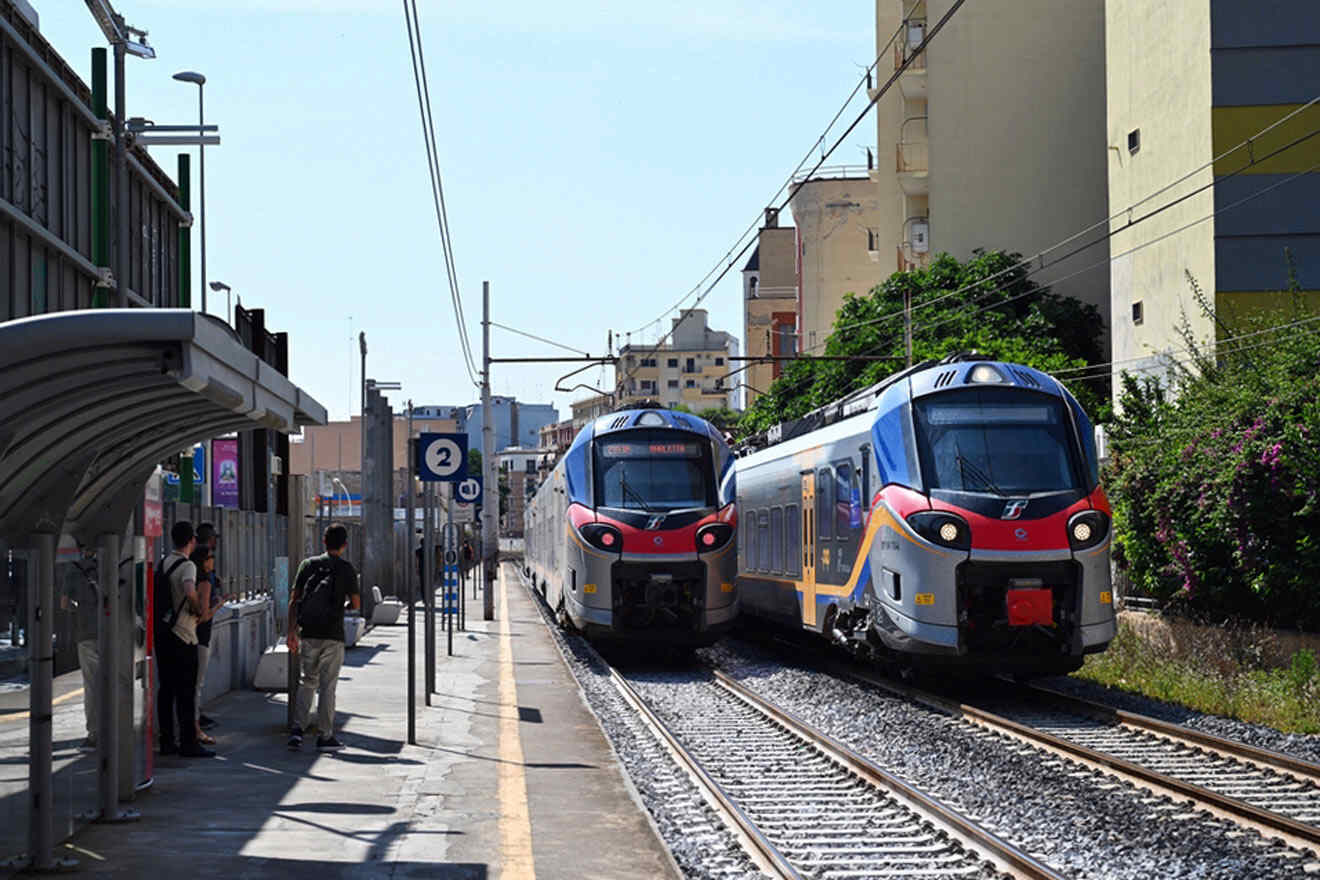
[270,454,284,476]
[910,219,930,254]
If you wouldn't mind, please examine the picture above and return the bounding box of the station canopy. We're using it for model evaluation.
[0,309,326,543]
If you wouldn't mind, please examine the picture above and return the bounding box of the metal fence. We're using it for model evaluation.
[162,503,287,600]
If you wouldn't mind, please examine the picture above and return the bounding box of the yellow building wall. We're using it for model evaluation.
[1106,0,1216,396]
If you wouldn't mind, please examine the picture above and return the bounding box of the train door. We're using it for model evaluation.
[800,471,817,628]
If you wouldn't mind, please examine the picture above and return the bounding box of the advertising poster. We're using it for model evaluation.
[212,438,240,508]
[143,470,163,538]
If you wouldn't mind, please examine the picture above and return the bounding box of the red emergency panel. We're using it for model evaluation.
[1006,588,1053,627]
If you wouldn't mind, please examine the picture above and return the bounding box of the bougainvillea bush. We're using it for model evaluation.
[1106,300,1320,630]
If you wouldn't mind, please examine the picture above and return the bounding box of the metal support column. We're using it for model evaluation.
[423,482,434,703]
[25,534,74,870]
[405,402,416,744]
[112,43,128,309]
[95,532,137,823]
[481,281,496,620]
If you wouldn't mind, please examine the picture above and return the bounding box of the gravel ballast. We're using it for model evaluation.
[1039,675,1320,767]
[707,638,1320,880]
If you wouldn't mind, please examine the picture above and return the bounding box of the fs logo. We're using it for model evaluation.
[645,514,666,531]
[1001,499,1029,520]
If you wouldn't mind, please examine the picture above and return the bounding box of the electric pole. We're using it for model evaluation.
[481,281,496,620]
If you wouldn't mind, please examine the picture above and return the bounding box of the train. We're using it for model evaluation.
[735,355,1115,676]
[525,405,738,646]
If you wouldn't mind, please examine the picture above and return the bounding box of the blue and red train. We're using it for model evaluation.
[735,355,1115,675]
[524,406,738,646]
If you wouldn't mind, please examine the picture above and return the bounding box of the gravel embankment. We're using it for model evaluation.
[707,638,1320,880]
[1039,675,1320,766]
[519,574,764,880]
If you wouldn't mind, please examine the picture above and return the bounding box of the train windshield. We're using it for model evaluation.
[912,389,1083,494]
[594,430,715,511]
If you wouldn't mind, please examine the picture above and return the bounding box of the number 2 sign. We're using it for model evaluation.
[417,433,468,482]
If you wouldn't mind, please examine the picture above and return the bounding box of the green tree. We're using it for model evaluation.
[740,250,1105,436]
[697,406,741,434]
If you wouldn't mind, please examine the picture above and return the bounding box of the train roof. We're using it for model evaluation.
[739,353,1066,456]
[590,407,725,443]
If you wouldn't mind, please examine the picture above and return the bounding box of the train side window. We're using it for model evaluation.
[835,462,853,538]
[785,504,801,576]
[757,510,770,571]
[770,506,784,573]
[859,444,872,509]
[745,508,757,572]
[817,468,833,543]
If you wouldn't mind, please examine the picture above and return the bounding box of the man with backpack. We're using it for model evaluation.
[287,523,360,751]
[157,521,213,758]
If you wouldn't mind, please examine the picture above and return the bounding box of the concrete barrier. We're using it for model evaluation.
[200,598,278,705]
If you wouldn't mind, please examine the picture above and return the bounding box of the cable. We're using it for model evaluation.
[623,21,908,338]
[403,1,481,387]
[489,321,590,356]
[807,100,1320,351]
[619,1,968,391]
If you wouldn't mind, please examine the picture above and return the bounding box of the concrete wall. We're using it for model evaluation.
[927,0,1110,322]
[199,598,278,705]
[1106,0,1217,397]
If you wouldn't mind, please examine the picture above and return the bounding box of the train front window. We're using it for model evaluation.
[593,430,715,511]
[912,389,1082,494]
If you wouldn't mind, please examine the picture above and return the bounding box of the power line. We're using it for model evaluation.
[617,0,969,394]
[403,0,481,387]
[806,98,1320,351]
[489,321,591,356]
[623,22,909,339]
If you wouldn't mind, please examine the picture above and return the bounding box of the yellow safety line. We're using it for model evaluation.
[0,687,85,724]
[496,566,537,877]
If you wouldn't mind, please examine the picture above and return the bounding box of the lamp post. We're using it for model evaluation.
[331,477,352,518]
[209,280,231,323]
[172,71,207,313]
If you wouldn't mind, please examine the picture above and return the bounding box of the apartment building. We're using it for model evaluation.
[570,393,614,431]
[1106,0,1320,392]
[615,309,740,410]
[741,212,799,405]
[498,447,544,537]
[791,0,1109,354]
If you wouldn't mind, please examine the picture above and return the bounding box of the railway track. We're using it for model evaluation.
[835,665,1320,853]
[613,667,1065,880]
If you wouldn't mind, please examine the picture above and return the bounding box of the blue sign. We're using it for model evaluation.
[417,433,468,483]
[455,475,483,505]
[163,445,206,486]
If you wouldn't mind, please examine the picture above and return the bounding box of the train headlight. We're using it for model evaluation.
[579,523,623,553]
[906,512,971,551]
[1067,511,1109,551]
[696,523,734,553]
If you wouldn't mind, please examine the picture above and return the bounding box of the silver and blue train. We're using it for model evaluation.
[525,407,738,646]
[735,356,1116,675]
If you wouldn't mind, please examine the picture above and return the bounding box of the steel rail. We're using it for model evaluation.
[607,669,803,880]
[1022,681,1320,785]
[712,670,1066,880]
[836,664,1320,848]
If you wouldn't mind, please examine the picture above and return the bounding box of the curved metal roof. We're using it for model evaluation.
[0,309,327,543]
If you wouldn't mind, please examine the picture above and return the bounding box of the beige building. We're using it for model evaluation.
[792,0,1110,355]
[741,212,800,404]
[570,393,614,431]
[1106,0,1320,395]
[615,308,739,411]
[498,447,545,537]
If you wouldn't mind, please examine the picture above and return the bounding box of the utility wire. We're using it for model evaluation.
[403,0,481,387]
[617,1,967,394]
[623,21,908,338]
[489,321,591,357]
[805,97,1320,351]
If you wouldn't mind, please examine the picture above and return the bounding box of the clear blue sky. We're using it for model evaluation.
[36,1,874,423]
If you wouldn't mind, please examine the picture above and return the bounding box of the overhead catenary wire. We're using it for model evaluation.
[803,98,1320,352]
[622,21,909,339]
[615,0,969,395]
[488,321,593,357]
[403,0,481,387]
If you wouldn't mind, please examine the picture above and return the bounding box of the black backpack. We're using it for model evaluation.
[155,556,188,627]
[296,557,340,633]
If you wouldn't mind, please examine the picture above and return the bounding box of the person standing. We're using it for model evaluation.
[189,545,226,746]
[156,521,213,758]
[194,522,222,731]
[287,523,360,751]
[62,546,100,751]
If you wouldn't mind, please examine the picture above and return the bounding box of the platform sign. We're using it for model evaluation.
[455,475,483,506]
[417,433,468,483]
[442,524,459,617]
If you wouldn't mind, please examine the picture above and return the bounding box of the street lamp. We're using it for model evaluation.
[172,71,208,313]
[331,477,352,518]
[209,280,231,322]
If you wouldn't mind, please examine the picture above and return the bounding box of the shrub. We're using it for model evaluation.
[1105,278,1320,629]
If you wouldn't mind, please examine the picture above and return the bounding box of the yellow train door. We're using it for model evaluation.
[801,470,817,627]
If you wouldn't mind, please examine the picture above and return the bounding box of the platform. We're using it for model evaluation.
[36,564,678,879]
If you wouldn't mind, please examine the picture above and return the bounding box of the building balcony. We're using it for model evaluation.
[893,18,928,99]
[896,141,929,195]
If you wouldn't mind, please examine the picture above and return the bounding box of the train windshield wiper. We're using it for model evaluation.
[618,472,653,512]
[955,454,1007,498]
